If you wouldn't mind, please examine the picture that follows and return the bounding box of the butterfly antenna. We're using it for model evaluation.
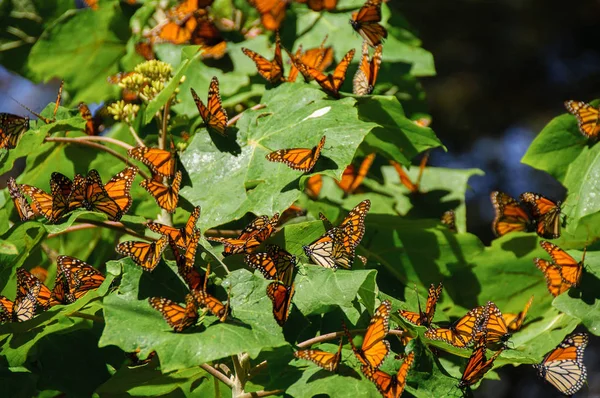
[9,96,51,124]
[52,80,64,120]
[203,263,211,292]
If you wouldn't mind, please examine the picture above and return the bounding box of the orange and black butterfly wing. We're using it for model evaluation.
[540,240,582,286]
[534,258,571,297]
[519,192,562,239]
[57,255,105,300]
[12,282,40,322]
[191,77,228,136]
[0,113,29,149]
[0,296,14,323]
[459,335,503,389]
[267,281,294,326]
[116,236,169,272]
[16,268,51,310]
[534,332,587,395]
[423,282,443,325]
[84,170,122,221]
[339,199,371,249]
[266,135,326,172]
[104,166,138,214]
[242,33,284,83]
[294,339,343,372]
[128,147,175,178]
[490,191,533,237]
[441,209,457,232]
[360,300,391,369]
[149,294,198,332]
[504,295,533,332]
[479,301,511,345]
[20,185,54,222]
[564,100,600,140]
[353,41,382,95]
[193,289,228,321]
[7,178,36,221]
[140,170,182,213]
[350,0,387,47]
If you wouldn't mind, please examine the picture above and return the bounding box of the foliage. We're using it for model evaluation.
[0,0,597,397]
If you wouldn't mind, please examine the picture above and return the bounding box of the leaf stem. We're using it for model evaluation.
[47,220,153,241]
[201,363,234,389]
[227,104,266,127]
[44,137,151,180]
[66,311,105,323]
[127,124,145,147]
[204,228,242,238]
[296,328,405,349]
[231,354,247,396]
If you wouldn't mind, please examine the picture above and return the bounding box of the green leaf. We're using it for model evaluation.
[521,113,586,183]
[100,261,289,372]
[28,4,128,103]
[180,83,377,230]
[0,222,46,294]
[357,96,444,166]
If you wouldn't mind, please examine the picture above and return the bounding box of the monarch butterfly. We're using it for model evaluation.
[148,0,199,44]
[350,0,387,48]
[52,256,105,304]
[399,282,443,328]
[441,210,457,232]
[391,151,429,194]
[564,100,600,140]
[296,49,355,98]
[242,33,284,84]
[103,166,138,214]
[16,268,52,310]
[191,12,227,59]
[306,174,323,199]
[78,103,98,135]
[83,0,99,9]
[191,77,228,136]
[534,241,583,297]
[353,41,382,96]
[425,305,485,348]
[20,181,68,223]
[140,170,182,213]
[248,0,288,31]
[80,170,123,221]
[128,146,176,178]
[519,192,562,239]
[503,295,533,332]
[295,0,336,11]
[207,213,279,256]
[490,191,533,237]
[336,153,376,196]
[287,36,334,83]
[245,244,297,286]
[294,338,343,372]
[135,41,155,61]
[344,300,391,369]
[170,232,205,291]
[533,332,588,395]
[116,235,169,272]
[267,281,294,326]
[458,333,504,390]
[477,301,511,346]
[0,113,29,150]
[192,289,229,322]
[304,226,355,269]
[147,206,201,249]
[266,135,326,172]
[0,283,40,323]
[149,294,199,332]
[337,199,371,249]
[7,177,36,221]
[361,351,415,398]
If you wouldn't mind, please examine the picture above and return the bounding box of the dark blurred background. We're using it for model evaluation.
[2,0,600,396]
[398,0,600,396]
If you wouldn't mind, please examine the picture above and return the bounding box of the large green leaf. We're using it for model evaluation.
[180,83,377,230]
[28,3,127,103]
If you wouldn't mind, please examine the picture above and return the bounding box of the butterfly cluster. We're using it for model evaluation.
[0,257,105,324]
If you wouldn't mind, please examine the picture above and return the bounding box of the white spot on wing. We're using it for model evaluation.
[302,107,331,121]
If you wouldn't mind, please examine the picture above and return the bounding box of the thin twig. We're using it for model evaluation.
[46,223,98,239]
[248,360,267,378]
[127,124,145,147]
[237,389,285,398]
[85,220,154,240]
[201,363,234,389]
[296,328,405,349]
[204,228,242,238]
[76,135,134,151]
[227,104,266,127]
[44,137,151,180]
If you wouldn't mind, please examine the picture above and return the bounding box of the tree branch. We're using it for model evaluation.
[201,363,234,389]
[231,354,246,396]
[297,328,405,348]
[237,390,285,398]
[204,228,243,238]
[44,137,151,180]
[227,104,266,127]
[127,124,145,147]
[75,135,134,151]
